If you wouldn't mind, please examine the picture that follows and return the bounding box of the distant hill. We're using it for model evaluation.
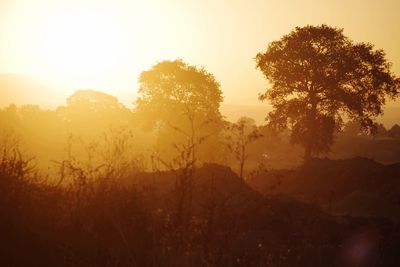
[221,103,400,127]
[0,73,63,108]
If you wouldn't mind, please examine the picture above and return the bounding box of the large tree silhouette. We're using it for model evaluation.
[256,25,399,160]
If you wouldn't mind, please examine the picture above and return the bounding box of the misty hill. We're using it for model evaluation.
[220,103,400,127]
[249,157,400,219]
[0,74,63,108]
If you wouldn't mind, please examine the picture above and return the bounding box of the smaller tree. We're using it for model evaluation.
[374,123,387,138]
[65,89,128,116]
[58,90,132,138]
[226,117,262,179]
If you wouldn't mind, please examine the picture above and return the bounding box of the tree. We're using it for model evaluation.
[136,60,224,235]
[58,90,132,138]
[135,59,224,163]
[64,89,129,117]
[226,117,262,179]
[256,25,399,160]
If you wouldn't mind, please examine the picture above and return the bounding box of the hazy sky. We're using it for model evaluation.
[0,0,399,108]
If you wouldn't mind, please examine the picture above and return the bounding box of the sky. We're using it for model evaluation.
[0,0,399,109]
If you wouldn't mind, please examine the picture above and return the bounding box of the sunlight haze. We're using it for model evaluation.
[1,2,400,264]
[0,0,399,109]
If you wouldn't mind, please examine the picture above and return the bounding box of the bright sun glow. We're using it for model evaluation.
[41,10,124,85]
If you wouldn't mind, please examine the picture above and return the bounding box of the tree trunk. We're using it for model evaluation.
[305,91,317,162]
[239,141,245,180]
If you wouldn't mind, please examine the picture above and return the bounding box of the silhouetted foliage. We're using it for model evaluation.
[135,59,225,164]
[225,117,262,179]
[58,90,132,137]
[136,60,223,129]
[256,25,400,160]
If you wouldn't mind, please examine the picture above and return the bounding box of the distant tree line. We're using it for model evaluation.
[0,24,399,176]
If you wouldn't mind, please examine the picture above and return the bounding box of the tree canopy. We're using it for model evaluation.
[65,89,126,114]
[58,90,132,137]
[256,25,400,159]
[135,60,223,130]
[135,60,225,163]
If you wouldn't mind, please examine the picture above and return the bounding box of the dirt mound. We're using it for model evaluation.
[249,157,400,219]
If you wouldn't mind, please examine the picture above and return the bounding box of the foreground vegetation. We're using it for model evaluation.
[1,143,400,267]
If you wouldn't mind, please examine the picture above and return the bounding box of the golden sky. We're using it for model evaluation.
[0,0,399,107]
